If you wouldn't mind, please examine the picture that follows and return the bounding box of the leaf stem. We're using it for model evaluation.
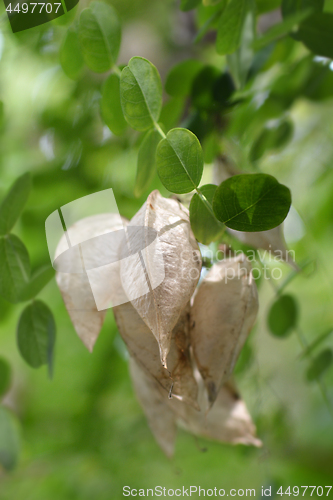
[154,122,166,139]
[152,123,224,231]
[294,326,333,419]
[194,9,222,44]
[112,65,122,77]
[276,258,313,295]
[196,188,225,231]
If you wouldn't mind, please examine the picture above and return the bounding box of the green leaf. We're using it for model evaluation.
[249,119,294,162]
[0,173,32,236]
[17,300,56,374]
[296,13,333,59]
[194,8,224,43]
[60,27,84,80]
[0,235,30,304]
[0,358,11,397]
[191,66,236,111]
[0,406,20,471]
[203,0,224,5]
[268,294,298,337]
[120,57,163,131]
[227,5,256,88]
[180,0,201,11]
[0,101,5,131]
[78,1,121,73]
[101,73,127,136]
[156,128,204,194]
[183,110,214,142]
[270,57,312,107]
[134,128,162,197]
[216,0,251,55]
[256,0,281,14]
[189,184,225,244]
[191,65,221,111]
[212,173,292,231]
[306,349,333,381]
[282,0,323,18]
[18,265,55,302]
[253,8,313,50]
[165,59,204,97]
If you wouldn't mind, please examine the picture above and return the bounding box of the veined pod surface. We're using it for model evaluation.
[120,190,202,368]
[129,357,177,458]
[168,368,261,447]
[114,301,199,409]
[190,255,258,404]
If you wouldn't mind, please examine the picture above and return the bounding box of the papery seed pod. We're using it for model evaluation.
[114,301,199,409]
[168,368,262,448]
[190,255,258,404]
[56,213,128,351]
[120,190,202,367]
[129,357,177,458]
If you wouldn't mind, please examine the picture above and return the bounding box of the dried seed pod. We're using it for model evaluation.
[168,369,261,448]
[129,357,177,458]
[56,213,128,351]
[120,190,202,367]
[190,255,258,404]
[114,300,199,408]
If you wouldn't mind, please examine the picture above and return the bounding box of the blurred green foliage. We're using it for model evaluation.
[0,0,333,497]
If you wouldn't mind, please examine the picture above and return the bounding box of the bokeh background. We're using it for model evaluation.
[0,0,333,498]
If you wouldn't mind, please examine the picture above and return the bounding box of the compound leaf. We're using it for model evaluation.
[17,300,56,374]
[0,173,31,236]
[78,1,121,73]
[165,59,204,97]
[268,294,298,337]
[213,174,291,232]
[60,27,84,80]
[156,128,203,194]
[0,235,30,304]
[296,13,333,59]
[216,0,251,55]
[306,349,333,381]
[120,57,162,131]
[18,265,55,302]
[282,0,323,18]
[189,184,224,245]
[0,406,20,471]
[101,73,127,135]
[134,128,162,197]
[180,0,201,11]
[0,358,11,397]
